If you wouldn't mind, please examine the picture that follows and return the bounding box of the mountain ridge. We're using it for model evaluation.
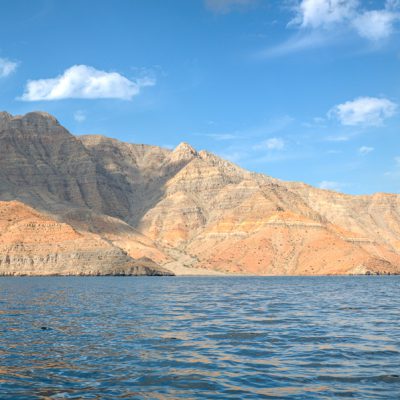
[0,111,399,276]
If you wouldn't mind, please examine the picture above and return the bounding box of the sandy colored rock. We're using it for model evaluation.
[1,111,400,276]
[0,201,173,276]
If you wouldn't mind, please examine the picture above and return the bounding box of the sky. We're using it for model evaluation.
[0,0,399,194]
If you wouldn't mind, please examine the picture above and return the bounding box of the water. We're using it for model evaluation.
[0,276,399,399]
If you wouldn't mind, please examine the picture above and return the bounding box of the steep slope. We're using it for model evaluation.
[0,111,130,218]
[0,201,173,276]
[79,135,192,226]
[83,135,400,275]
[1,111,400,276]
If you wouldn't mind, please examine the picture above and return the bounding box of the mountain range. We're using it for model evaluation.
[1,111,399,276]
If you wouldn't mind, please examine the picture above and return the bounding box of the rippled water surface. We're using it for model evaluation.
[1,276,400,399]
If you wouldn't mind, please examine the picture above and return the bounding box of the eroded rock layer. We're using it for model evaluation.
[0,201,173,276]
[1,111,399,275]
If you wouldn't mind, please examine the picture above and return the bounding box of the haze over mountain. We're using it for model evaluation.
[1,111,400,276]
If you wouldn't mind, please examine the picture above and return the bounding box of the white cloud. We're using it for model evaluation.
[0,58,18,78]
[260,0,400,58]
[74,110,86,122]
[254,137,285,150]
[20,65,155,101]
[205,0,255,13]
[329,97,397,126]
[358,146,374,155]
[319,180,343,191]
[358,146,375,156]
[258,31,335,58]
[291,0,400,42]
[293,0,358,29]
[353,9,399,40]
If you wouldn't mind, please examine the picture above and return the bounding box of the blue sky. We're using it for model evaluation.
[0,0,399,194]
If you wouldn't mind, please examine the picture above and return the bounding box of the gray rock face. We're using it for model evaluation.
[0,112,131,219]
[79,135,194,226]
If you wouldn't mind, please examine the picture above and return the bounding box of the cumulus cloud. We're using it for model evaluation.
[259,0,400,58]
[0,58,18,78]
[20,65,155,101]
[353,9,400,40]
[205,0,255,13]
[329,97,397,126]
[291,0,400,41]
[292,0,358,29]
[358,146,374,155]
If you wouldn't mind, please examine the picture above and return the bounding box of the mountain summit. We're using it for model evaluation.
[0,111,399,276]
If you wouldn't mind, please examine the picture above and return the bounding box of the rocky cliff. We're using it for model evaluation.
[0,201,173,276]
[1,111,399,275]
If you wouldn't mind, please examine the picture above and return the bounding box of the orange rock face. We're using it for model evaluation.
[0,201,173,276]
[0,111,399,276]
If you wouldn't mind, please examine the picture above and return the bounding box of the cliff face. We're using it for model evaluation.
[0,111,131,218]
[1,111,399,276]
[0,201,173,276]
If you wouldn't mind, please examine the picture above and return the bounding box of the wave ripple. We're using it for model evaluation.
[1,276,399,399]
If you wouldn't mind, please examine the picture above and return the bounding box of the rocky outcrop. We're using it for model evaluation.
[1,111,400,276]
[0,111,131,218]
[0,201,173,276]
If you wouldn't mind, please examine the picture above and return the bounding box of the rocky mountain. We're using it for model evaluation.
[0,111,399,276]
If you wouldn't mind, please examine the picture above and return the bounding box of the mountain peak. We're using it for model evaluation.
[19,111,59,125]
[1,111,59,124]
[170,142,198,162]
[26,111,58,120]
[0,111,13,119]
[0,112,13,130]
[0,111,61,134]
[173,142,196,154]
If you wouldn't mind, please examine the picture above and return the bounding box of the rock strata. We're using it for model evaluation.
[1,111,400,276]
[0,201,173,276]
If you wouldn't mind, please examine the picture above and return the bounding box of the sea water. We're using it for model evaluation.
[1,276,399,399]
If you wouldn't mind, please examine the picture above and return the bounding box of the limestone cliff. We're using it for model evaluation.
[1,111,399,275]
